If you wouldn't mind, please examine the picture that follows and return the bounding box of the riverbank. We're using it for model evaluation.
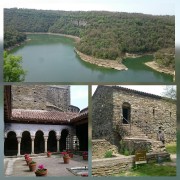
[74,48,128,71]
[5,38,30,52]
[25,32,80,43]
[145,61,174,76]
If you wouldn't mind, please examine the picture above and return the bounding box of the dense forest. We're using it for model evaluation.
[4,26,26,49]
[4,8,175,61]
[154,48,175,70]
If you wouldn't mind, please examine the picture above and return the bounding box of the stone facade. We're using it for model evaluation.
[12,85,74,112]
[92,86,176,148]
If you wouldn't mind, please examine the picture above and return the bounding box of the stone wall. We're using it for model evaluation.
[92,152,170,176]
[12,85,70,112]
[112,86,176,143]
[92,86,176,146]
[92,86,120,145]
[92,139,118,159]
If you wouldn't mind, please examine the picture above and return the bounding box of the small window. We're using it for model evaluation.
[170,112,172,117]
[34,100,37,102]
[153,108,155,116]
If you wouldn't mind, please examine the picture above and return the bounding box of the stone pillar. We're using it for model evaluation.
[44,136,48,153]
[56,136,61,152]
[17,137,22,156]
[31,137,35,154]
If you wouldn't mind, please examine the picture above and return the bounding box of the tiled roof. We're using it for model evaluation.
[70,109,88,123]
[11,109,78,124]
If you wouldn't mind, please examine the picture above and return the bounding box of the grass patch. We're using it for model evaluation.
[104,151,113,158]
[166,142,176,154]
[117,164,176,176]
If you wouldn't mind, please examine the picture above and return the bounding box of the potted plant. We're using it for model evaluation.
[67,150,73,158]
[26,157,32,165]
[47,151,52,157]
[82,152,88,160]
[35,164,47,176]
[81,172,88,177]
[24,154,29,160]
[61,152,70,164]
[29,161,37,172]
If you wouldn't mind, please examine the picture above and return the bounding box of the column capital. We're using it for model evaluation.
[56,135,61,141]
[44,136,48,141]
[31,136,35,141]
[17,137,22,143]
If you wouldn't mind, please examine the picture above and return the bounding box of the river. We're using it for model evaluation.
[11,34,173,82]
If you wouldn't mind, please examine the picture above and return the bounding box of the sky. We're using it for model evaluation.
[92,85,176,97]
[1,0,175,15]
[70,85,88,110]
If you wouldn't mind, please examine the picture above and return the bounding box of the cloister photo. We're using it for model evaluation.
[4,85,88,176]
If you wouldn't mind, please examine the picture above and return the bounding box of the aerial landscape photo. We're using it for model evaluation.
[3,0,175,82]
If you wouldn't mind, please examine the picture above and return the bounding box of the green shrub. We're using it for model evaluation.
[124,149,130,156]
[104,150,113,158]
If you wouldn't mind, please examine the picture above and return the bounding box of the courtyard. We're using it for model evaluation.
[4,154,88,176]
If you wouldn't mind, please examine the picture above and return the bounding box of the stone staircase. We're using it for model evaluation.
[120,124,166,153]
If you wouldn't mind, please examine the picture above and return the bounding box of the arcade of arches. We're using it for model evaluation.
[4,126,84,156]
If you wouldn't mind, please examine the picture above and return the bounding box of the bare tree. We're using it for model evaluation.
[161,86,176,100]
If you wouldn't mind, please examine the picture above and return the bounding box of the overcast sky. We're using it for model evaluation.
[92,85,176,97]
[71,85,88,110]
[1,0,175,15]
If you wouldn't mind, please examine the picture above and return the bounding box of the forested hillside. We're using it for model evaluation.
[4,8,175,60]
[4,26,26,49]
[154,48,175,69]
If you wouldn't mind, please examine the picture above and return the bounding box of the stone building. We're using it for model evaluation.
[4,85,88,156]
[92,85,176,158]
[11,85,80,112]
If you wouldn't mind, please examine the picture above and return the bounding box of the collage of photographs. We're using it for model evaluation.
[1,0,178,178]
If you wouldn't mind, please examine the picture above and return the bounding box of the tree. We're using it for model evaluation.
[162,86,176,100]
[3,51,27,82]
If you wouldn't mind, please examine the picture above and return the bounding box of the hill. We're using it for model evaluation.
[4,8,175,61]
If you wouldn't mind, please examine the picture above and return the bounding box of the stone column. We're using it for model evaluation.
[44,136,48,153]
[17,137,22,156]
[31,137,35,154]
[56,136,61,152]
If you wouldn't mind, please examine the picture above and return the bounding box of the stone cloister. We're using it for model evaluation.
[4,85,88,156]
[4,123,79,156]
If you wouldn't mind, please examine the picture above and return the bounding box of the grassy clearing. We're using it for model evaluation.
[117,164,176,176]
[166,142,176,154]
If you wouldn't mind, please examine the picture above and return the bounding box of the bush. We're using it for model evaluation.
[124,149,130,156]
[104,151,113,158]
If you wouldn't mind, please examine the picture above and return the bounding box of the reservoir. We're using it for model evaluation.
[11,34,173,82]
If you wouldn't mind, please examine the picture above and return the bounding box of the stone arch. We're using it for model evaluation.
[122,102,131,124]
[21,131,31,155]
[60,129,69,151]
[34,130,44,154]
[5,130,17,138]
[47,130,57,152]
[4,131,18,156]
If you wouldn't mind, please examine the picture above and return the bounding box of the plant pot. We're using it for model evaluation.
[35,169,47,176]
[68,153,73,158]
[83,155,88,160]
[26,158,32,165]
[47,153,51,157]
[29,163,37,172]
[24,154,29,160]
[63,156,70,164]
